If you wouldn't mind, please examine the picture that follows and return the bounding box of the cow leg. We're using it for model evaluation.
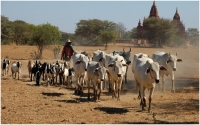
[170,73,175,93]
[148,87,155,112]
[160,73,165,93]
[110,80,115,99]
[77,77,82,95]
[103,80,106,90]
[74,77,79,95]
[139,86,146,110]
[121,80,124,92]
[18,72,19,80]
[98,89,102,100]
[143,88,147,107]
[98,82,103,100]
[94,81,98,101]
[118,80,122,101]
[87,79,91,100]
[125,66,128,84]
[107,74,112,93]
[171,79,175,93]
[79,77,84,96]
[117,88,120,101]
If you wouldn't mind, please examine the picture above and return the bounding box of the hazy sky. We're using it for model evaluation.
[1,1,199,33]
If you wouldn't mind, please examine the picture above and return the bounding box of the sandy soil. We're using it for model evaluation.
[1,43,199,124]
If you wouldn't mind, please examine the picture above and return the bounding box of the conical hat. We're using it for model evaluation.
[66,39,71,42]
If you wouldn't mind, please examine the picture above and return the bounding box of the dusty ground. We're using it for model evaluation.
[1,43,199,124]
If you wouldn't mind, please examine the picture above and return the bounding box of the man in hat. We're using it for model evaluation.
[61,39,75,61]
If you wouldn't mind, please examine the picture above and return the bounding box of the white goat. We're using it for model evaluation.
[11,61,22,80]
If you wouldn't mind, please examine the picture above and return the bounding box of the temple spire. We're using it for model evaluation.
[173,7,180,21]
[149,1,159,18]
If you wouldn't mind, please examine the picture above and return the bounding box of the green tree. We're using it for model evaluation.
[143,17,177,47]
[75,19,117,46]
[116,22,126,39]
[32,23,61,59]
[186,28,199,45]
[130,27,137,39]
[99,30,117,49]
[9,20,32,45]
[1,16,12,44]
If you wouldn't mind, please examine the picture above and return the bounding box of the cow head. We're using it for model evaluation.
[116,48,131,65]
[94,66,108,82]
[75,54,89,71]
[108,60,127,78]
[146,60,167,83]
[166,53,182,71]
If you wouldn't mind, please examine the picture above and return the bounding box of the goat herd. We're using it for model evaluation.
[1,48,182,112]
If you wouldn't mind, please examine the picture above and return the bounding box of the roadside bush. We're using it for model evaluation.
[1,40,11,45]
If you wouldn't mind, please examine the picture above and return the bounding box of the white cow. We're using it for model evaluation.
[114,54,128,91]
[11,61,22,80]
[1,59,11,76]
[107,59,128,101]
[132,53,149,74]
[73,53,90,95]
[92,49,105,62]
[152,51,182,93]
[87,61,108,101]
[132,53,149,92]
[92,50,114,90]
[113,48,132,84]
[134,57,167,112]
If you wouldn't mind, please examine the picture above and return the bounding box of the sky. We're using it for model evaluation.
[1,1,199,33]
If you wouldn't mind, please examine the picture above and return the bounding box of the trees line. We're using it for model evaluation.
[1,15,199,58]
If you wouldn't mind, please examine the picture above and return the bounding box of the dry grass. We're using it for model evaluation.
[1,43,199,124]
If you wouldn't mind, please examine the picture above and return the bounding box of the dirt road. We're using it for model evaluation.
[1,44,199,124]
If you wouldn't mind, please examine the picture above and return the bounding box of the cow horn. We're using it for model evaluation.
[123,48,125,52]
[176,52,178,56]
[113,51,115,56]
[129,48,131,52]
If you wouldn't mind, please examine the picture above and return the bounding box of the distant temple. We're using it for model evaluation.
[137,1,187,40]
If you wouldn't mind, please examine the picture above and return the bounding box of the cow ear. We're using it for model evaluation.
[177,59,182,62]
[160,66,167,71]
[167,60,170,63]
[108,63,114,67]
[106,70,110,75]
[75,60,81,64]
[146,68,150,74]
[95,67,99,71]
[122,64,127,66]
[146,60,150,65]
[99,58,103,62]
[138,54,143,58]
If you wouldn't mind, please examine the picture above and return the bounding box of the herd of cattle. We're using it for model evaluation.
[1,48,182,112]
